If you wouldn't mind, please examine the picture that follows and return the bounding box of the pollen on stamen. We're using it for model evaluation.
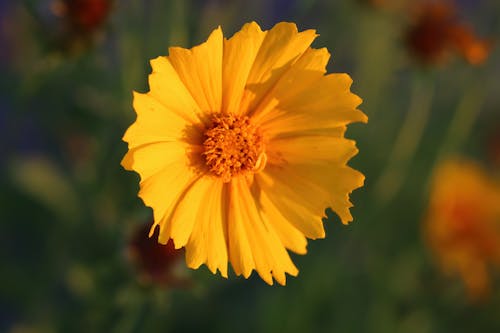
[202,114,266,182]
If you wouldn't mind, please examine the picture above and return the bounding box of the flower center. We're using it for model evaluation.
[203,114,266,182]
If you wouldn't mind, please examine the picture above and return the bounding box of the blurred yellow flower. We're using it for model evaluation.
[121,22,367,285]
[424,159,500,299]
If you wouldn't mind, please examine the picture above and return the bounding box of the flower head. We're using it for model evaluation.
[122,22,367,285]
[424,159,500,300]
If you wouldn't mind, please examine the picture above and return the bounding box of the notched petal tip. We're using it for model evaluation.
[315,47,331,60]
[120,151,133,170]
[149,56,167,72]
[120,91,143,144]
[338,173,365,225]
[228,21,265,42]
[168,25,224,56]
[211,25,224,40]
[131,90,141,98]
[244,21,263,31]
[148,224,159,238]
[259,272,274,286]
[232,265,302,286]
[334,73,353,87]
[294,244,308,255]
[356,108,368,124]
[341,216,353,225]
[131,91,148,115]
[219,267,229,279]
[289,266,300,277]
[271,21,318,41]
[350,168,366,190]
[274,21,299,32]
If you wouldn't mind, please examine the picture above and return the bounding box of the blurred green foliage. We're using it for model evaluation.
[1,0,500,332]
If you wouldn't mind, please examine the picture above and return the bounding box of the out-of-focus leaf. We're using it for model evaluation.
[8,155,80,223]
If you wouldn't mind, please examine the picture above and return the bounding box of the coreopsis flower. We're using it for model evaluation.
[424,159,500,300]
[129,223,188,287]
[122,22,367,285]
[405,2,492,66]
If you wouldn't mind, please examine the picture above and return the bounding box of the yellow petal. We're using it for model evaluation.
[136,160,199,237]
[235,177,274,284]
[123,92,197,148]
[267,135,359,166]
[296,164,364,224]
[233,176,299,285]
[168,27,223,114]
[258,73,367,139]
[222,22,267,115]
[256,169,327,239]
[279,73,365,118]
[246,177,300,282]
[228,178,255,278]
[250,47,330,123]
[185,178,229,277]
[257,188,308,255]
[149,56,207,126]
[267,135,364,224]
[166,175,214,249]
[240,22,318,115]
[206,181,230,277]
[121,141,188,181]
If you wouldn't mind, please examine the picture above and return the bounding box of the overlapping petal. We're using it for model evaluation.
[222,22,266,115]
[239,23,318,116]
[256,74,366,139]
[167,27,223,116]
[229,176,299,285]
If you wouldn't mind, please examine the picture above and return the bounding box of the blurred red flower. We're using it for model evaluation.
[405,2,492,66]
[52,0,112,33]
[128,223,191,287]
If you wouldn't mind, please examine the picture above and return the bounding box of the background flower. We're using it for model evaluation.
[128,223,190,287]
[424,159,500,300]
[404,1,492,66]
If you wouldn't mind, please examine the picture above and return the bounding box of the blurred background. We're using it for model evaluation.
[1,0,500,332]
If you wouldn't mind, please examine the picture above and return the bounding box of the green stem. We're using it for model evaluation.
[423,76,486,194]
[435,82,485,160]
[373,73,435,204]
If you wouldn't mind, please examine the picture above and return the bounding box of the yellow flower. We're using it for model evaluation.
[121,22,367,285]
[424,159,500,299]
